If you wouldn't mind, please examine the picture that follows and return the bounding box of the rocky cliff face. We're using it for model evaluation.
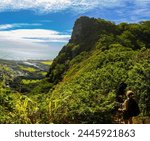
[70,16,100,44]
[47,16,117,83]
[70,16,117,46]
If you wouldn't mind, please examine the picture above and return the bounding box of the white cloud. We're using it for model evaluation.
[0,37,61,60]
[0,23,41,30]
[0,24,14,30]
[0,29,71,43]
[0,28,71,60]
[0,0,149,13]
[0,0,149,22]
[0,0,71,13]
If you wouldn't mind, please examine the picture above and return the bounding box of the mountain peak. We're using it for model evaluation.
[69,16,99,44]
[69,16,117,46]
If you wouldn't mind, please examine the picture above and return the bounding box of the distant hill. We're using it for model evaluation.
[0,59,52,93]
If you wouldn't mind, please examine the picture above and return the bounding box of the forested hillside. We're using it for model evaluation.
[0,16,150,123]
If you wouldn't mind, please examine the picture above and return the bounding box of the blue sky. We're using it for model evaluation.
[0,0,150,60]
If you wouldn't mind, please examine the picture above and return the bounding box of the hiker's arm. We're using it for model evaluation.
[118,100,127,112]
[118,100,128,111]
[124,100,128,111]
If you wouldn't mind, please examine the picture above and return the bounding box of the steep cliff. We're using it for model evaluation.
[47,16,118,83]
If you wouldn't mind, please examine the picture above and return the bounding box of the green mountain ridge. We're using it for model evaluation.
[45,16,150,123]
[0,16,150,123]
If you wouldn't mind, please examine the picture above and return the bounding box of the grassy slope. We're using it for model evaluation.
[46,45,150,123]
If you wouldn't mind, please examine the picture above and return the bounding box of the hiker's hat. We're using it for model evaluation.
[126,90,134,97]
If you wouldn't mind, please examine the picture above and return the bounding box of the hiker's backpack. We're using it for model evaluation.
[127,98,140,117]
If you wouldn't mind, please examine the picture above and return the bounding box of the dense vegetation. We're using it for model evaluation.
[0,16,150,123]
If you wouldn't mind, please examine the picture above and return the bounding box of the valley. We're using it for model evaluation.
[0,59,52,93]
